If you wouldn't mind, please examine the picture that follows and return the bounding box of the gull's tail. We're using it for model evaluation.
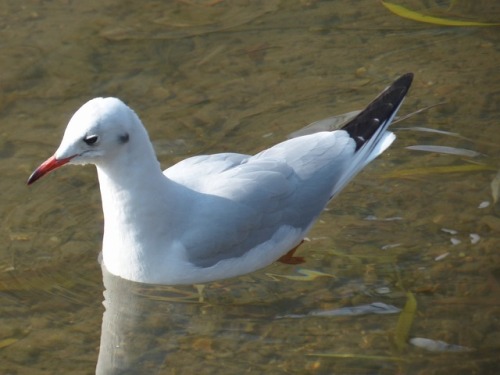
[330,73,413,198]
[342,73,413,153]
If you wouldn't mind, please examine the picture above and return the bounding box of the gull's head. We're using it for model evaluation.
[28,97,142,184]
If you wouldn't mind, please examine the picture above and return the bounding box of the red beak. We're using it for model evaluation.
[27,155,75,185]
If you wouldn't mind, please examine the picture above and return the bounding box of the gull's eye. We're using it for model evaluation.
[83,135,99,145]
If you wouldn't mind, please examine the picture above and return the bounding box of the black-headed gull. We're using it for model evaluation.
[28,73,413,284]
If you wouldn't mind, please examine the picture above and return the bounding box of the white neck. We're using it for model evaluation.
[95,131,186,283]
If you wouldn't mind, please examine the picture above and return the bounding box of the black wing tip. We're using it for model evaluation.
[341,73,414,150]
[395,72,414,87]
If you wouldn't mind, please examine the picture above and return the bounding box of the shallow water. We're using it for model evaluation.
[1,1,499,374]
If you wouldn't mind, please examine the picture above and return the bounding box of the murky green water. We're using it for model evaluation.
[1,1,499,374]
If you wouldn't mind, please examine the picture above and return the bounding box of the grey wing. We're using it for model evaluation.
[178,160,303,267]
[174,133,355,268]
[163,153,249,187]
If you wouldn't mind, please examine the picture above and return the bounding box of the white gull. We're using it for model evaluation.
[28,73,413,284]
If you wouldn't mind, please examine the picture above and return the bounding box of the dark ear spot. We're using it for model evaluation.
[118,133,129,144]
